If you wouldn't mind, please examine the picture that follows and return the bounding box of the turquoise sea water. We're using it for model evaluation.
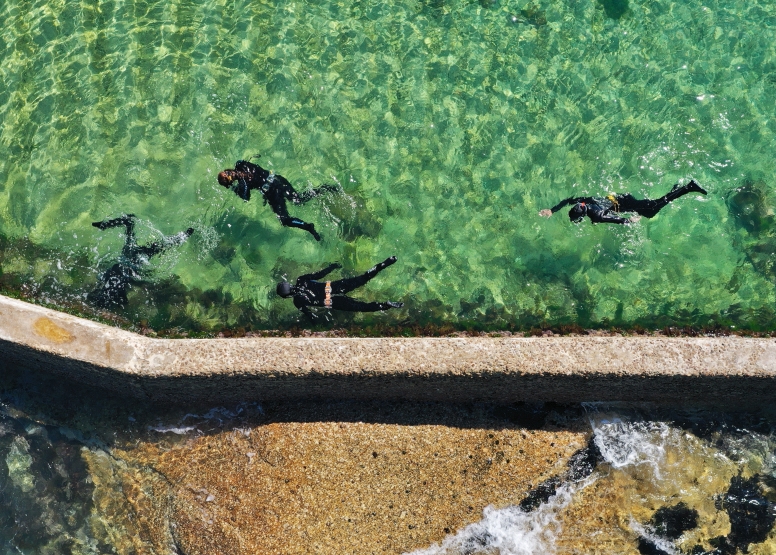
[1,0,776,331]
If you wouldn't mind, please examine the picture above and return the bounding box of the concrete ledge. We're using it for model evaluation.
[0,295,775,404]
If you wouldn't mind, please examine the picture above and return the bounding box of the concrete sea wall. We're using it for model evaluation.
[0,295,775,405]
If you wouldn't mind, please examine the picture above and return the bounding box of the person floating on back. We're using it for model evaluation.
[539,180,708,225]
[218,159,338,241]
[87,214,193,308]
[277,256,404,317]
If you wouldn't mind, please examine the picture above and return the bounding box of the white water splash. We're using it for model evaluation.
[147,424,199,435]
[147,404,263,436]
[630,520,681,555]
[409,412,707,555]
[591,417,672,479]
[406,480,591,555]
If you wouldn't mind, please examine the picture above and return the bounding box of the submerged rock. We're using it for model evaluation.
[519,436,602,512]
[652,502,699,540]
[714,475,776,553]
[597,0,629,19]
[5,437,34,493]
[637,537,672,555]
[509,4,547,27]
[726,180,774,234]
[636,502,700,555]
[519,476,562,512]
[566,437,603,482]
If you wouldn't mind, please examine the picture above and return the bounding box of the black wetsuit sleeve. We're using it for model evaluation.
[235,179,251,201]
[297,264,340,282]
[300,305,315,318]
[588,211,630,225]
[293,296,311,313]
[550,197,586,213]
[235,160,255,172]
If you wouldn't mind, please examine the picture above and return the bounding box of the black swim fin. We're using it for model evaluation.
[686,180,708,195]
[92,214,136,230]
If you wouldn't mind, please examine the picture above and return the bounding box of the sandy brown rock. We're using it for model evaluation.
[93,422,586,554]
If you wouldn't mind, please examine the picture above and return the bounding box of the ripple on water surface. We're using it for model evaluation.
[0,0,775,331]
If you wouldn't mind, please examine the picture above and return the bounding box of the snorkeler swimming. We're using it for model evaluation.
[539,180,708,224]
[87,214,193,308]
[218,159,338,241]
[277,256,404,317]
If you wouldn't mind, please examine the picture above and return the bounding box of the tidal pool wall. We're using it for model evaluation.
[0,295,775,405]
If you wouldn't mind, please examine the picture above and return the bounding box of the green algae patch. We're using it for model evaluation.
[5,438,35,493]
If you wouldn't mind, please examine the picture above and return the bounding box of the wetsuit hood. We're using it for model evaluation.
[276,281,293,298]
[569,202,587,223]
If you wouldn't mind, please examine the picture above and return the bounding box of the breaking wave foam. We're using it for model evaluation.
[406,480,588,555]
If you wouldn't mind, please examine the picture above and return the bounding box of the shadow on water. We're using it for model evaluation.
[2,223,776,335]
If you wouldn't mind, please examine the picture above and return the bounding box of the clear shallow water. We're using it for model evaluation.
[1,0,775,331]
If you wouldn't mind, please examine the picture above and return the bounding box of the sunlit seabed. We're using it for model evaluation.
[1,0,775,332]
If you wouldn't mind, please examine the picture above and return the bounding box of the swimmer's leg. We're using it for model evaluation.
[294,184,340,204]
[329,296,403,312]
[614,194,664,218]
[135,228,194,259]
[93,214,138,252]
[330,256,397,294]
[617,180,707,219]
[92,214,136,235]
[278,214,322,241]
[671,179,707,197]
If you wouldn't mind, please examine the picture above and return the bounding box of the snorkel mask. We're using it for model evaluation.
[276,282,293,298]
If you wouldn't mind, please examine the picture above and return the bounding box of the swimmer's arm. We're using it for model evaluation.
[235,179,251,201]
[234,160,254,172]
[136,242,164,258]
[298,263,342,282]
[540,197,583,216]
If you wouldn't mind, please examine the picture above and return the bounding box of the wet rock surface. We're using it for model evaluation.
[711,475,776,554]
[0,412,107,553]
[637,503,700,555]
[652,503,699,540]
[4,363,776,554]
[98,404,587,555]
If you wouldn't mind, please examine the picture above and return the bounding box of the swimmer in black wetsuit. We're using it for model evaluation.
[539,180,708,224]
[87,214,193,308]
[218,159,338,241]
[277,256,404,317]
